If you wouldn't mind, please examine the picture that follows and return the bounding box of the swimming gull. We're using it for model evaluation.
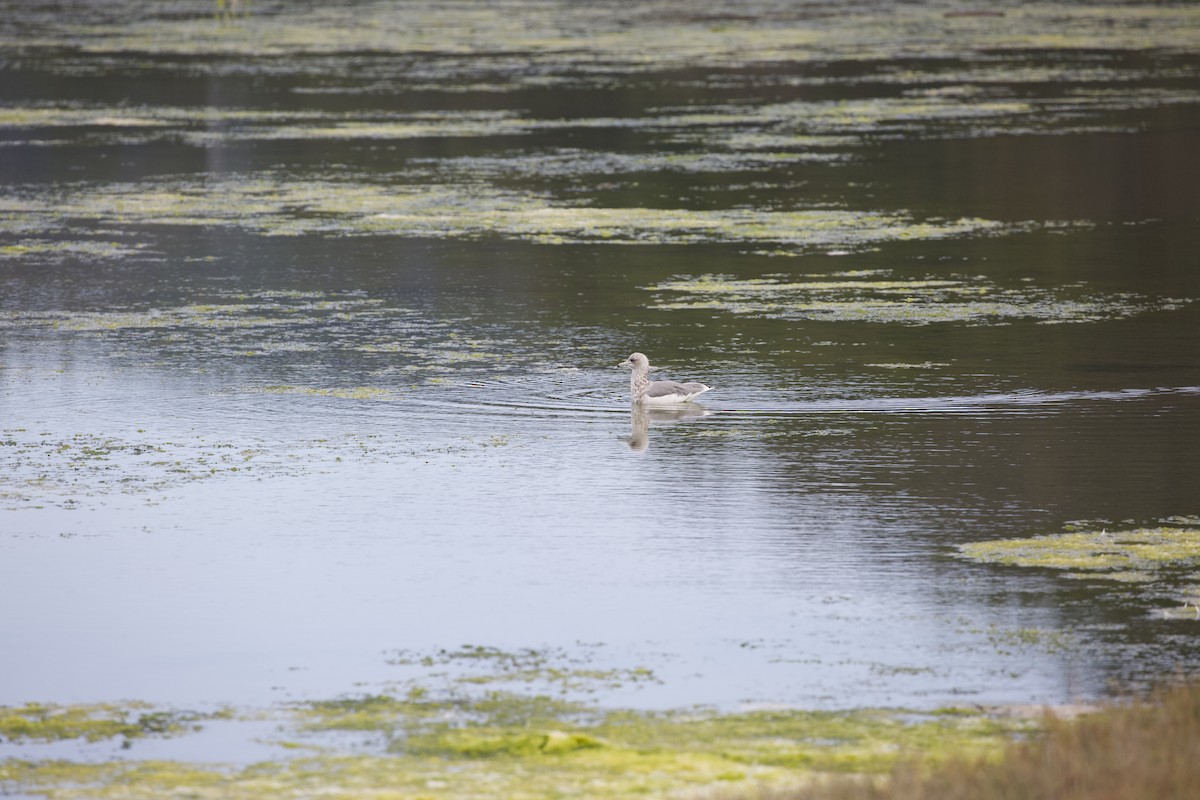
[619,352,713,404]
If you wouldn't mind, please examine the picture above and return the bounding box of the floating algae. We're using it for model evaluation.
[6,80,1195,153]
[0,429,290,509]
[958,524,1200,614]
[959,527,1200,575]
[0,645,1037,800]
[383,645,661,697]
[6,2,1199,73]
[0,289,514,368]
[0,239,145,262]
[255,386,400,401]
[0,426,413,511]
[0,175,1012,248]
[647,272,1190,325]
[0,702,220,744]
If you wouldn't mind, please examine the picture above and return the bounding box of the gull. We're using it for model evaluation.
[619,352,713,405]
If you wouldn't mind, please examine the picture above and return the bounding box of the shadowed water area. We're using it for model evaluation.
[1,0,1200,788]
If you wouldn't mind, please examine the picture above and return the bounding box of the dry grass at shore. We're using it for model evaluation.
[757,680,1200,800]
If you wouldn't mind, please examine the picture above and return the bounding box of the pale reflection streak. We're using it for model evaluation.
[626,404,713,452]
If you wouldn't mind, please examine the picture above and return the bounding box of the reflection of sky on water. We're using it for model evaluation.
[3,334,1197,710]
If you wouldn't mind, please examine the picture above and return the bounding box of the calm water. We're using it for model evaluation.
[2,1,1199,718]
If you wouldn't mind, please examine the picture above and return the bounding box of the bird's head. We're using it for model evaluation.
[619,352,650,370]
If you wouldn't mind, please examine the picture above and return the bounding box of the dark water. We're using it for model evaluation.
[1,1,1199,715]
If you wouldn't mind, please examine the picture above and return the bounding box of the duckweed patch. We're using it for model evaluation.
[648,273,1188,325]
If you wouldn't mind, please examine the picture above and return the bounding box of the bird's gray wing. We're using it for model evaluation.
[678,382,710,393]
[645,380,690,397]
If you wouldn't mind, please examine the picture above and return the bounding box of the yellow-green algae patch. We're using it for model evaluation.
[1,699,1033,800]
[0,644,1044,799]
[958,525,1200,614]
[0,292,511,374]
[384,645,661,697]
[0,427,404,510]
[0,703,218,744]
[256,385,400,401]
[959,527,1200,575]
[0,239,144,261]
[278,647,1034,794]
[7,2,1199,67]
[648,272,1189,325]
[0,175,1010,248]
[7,80,1195,154]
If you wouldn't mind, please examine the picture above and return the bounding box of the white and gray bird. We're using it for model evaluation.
[619,352,713,404]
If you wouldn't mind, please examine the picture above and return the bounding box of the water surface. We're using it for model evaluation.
[2,1,1199,725]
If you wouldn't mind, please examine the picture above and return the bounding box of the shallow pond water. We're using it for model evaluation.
[2,0,1199,766]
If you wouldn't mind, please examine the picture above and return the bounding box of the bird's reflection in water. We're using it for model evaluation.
[626,404,713,451]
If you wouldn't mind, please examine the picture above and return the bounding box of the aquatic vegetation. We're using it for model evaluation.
[0,291,519,379]
[0,176,1011,248]
[386,644,659,696]
[255,385,400,401]
[1,687,1033,799]
[414,147,846,182]
[648,273,1189,325]
[0,429,268,508]
[6,2,1198,74]
[958,524,1200,613]
[268,647,1033,791]
[959,526,1200,575]
[0,643,1044,795]
[983,626,1077,657]
[8,79,1193,160]
[10,680,1197,800]
[0,426,423,510]
[867,362,951,370]
[0,702,214,744]
[0,239,143,261]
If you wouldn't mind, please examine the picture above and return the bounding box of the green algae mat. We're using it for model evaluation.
[1,648,1036,799]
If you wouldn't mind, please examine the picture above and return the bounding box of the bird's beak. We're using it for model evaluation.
[619,358,632,369]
